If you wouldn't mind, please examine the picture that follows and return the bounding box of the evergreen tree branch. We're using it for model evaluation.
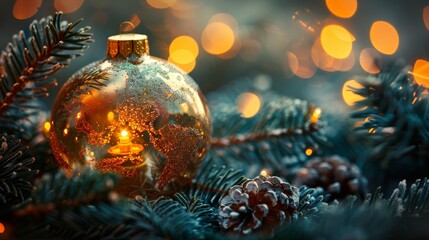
[296,186,328,218]
[350,64,429,162]
[208,79,328,177]
[127,196,209,239]
[173,192,216,228]
[0,134,38,209]
[0,12,93,132]
[10,168,128,239]
[187,157,245,206]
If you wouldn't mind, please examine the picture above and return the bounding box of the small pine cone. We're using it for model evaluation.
[294,155,368,200]
[218,175,299,234]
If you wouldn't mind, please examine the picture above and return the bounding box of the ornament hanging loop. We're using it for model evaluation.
[119,21,136,36]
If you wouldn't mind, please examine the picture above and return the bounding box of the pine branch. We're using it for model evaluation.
[296,186,328,219]
[173,192,216,229]
[365,178,429,217]
[208,79,328,177]
[127,196,209,240]
[210,96,323,147]
[0,134,38,209]
[0,12,92,132]
[11,168,127,239]
[186,157,245,206]
[350,64,429,163]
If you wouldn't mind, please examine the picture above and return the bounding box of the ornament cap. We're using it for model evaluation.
[107,33,150,59]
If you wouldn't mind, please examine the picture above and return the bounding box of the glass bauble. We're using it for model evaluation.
[50,34,211,198]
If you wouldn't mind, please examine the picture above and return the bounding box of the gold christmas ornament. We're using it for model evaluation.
[50,32,211,198]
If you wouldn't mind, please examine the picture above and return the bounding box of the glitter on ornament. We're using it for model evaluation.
[50,31,211,198]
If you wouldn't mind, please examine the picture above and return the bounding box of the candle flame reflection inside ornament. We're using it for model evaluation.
[107,129,144,155]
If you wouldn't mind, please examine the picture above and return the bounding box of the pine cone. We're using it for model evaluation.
[218,175,299,234]
[294,155,367,200]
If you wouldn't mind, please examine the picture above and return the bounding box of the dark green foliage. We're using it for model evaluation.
[187,157,246,206]
[174,192,216,228]
[350,64,429,162]
[12,168,127,239]
[0,14,427,238]
[266,178,429,240]
[293,200,394,240]
[350,64,429,191]
[208,79,328,179]
[127,196,209,239]
[0,12,92,133]
[0,134,38,209]
[296,186,328,218]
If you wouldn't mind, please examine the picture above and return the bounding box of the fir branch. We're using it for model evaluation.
[0,12,92,132]
[364,178,429,217]
[350,64,429,162]
[11,168,128,239]
[174,192,217,229]
[296,186,328,218]
[208,82,327,177]
[186,157,245,206]
[210,97,322,147]
[267,178,429,240]
[292,200,394,240]
[206,77,329,180]
[128,196,208,240]
[0,134,38,209]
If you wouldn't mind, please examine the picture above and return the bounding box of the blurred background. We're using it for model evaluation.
[1,0,429,113]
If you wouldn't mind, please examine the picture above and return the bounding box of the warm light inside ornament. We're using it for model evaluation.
[107,130,144,155]
[50,30,211,198]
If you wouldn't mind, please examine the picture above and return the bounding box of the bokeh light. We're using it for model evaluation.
[13,0,42,20]
[412,59,429,87]
[305,148,314,156]
[54,0,85,14]
[370,21,399,55]
[292,8,322,33]
[424,6,429,31]
[321,25,355,59]
[310,107,322,124]
[312,38,337,72]
[260,169,270,176]
[325,0,358,18]
[169,36,199,64]
[202,22,235,55]
[0,222,4,234]
[359,48,381,74]
[311,37,354,72]
[170,50,195,65]
[44,121,51,132]
[342,80,365,106]
[236,92,262,118]
[287,51,299,76]
[168,56,196,74]
[146,0,177,9]
[287,49,317,79]
[168,35,198,73]
[338,51,355,72]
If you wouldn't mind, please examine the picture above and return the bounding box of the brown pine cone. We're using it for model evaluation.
[218,175,299,234]
[294,155,368,200]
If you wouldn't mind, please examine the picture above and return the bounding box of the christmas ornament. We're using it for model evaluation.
[218,175,299,234]
[50,32,211,197]
[294,155,367,200]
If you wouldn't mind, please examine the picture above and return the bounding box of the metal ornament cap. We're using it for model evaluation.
[107,33,150,59]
